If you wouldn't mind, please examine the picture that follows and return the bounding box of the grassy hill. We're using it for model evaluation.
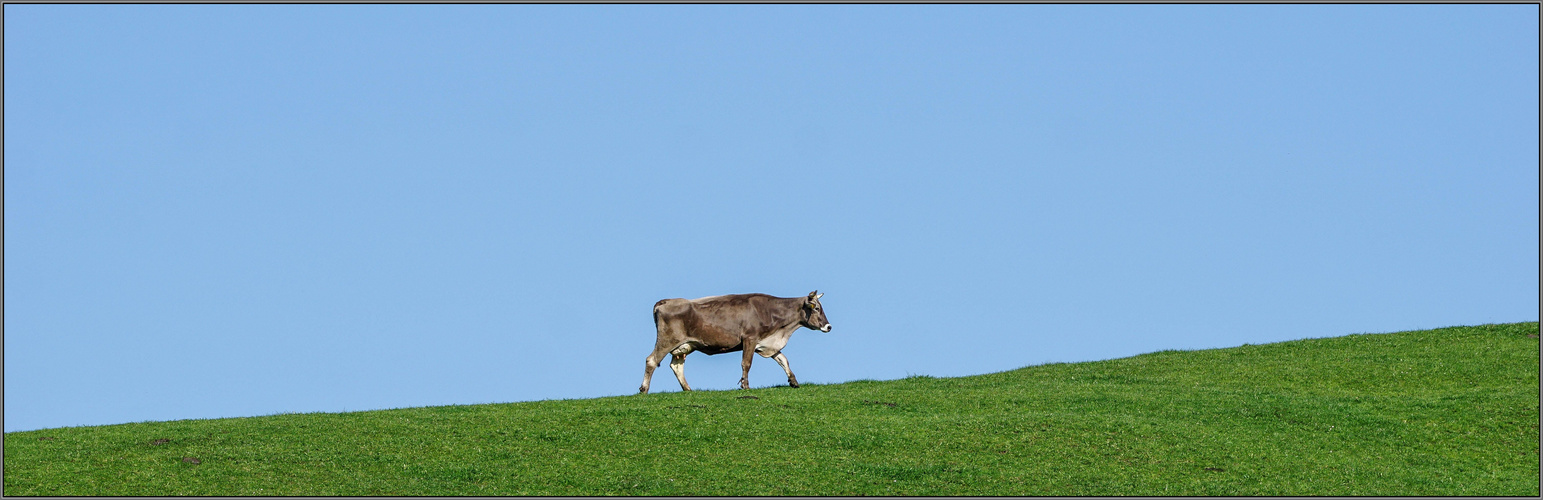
[5,322,1538,496]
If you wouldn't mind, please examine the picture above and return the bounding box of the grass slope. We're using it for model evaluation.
[5,322,1538,496]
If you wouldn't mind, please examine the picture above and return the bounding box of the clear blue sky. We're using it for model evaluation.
[5,5,1537,433]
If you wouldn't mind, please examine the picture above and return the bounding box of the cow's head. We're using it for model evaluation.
[801,291,832,333]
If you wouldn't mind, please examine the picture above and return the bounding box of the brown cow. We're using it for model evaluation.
[639,291,832,394]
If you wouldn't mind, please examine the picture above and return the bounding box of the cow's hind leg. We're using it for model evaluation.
[640,345,670,394]
[773,352,799,388]
[669,343,694,391]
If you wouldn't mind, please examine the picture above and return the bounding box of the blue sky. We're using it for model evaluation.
[4,5,1537,433]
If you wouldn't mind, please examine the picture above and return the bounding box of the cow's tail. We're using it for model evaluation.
[653,300,669,330]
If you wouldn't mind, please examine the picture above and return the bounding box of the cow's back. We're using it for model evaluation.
[686,294,774,333]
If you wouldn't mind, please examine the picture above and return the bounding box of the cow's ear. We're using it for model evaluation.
[814,292,824,300]
[807,291,819,301]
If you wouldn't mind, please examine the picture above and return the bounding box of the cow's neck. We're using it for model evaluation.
[750,296,807,356]
[766,296,806,331]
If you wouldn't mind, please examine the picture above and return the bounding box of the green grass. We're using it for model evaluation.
[5,322,1538,496]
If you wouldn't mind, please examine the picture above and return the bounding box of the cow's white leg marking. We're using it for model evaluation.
[669,342,694,391]
[773,352,799,388]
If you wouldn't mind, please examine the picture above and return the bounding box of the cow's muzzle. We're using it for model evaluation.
[820,324,832,333]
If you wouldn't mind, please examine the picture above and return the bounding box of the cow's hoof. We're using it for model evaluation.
[638,387,648,394]
[790,381,800,388]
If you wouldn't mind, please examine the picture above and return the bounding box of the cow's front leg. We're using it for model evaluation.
[739,347,755,390]
[773,352,799,388]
